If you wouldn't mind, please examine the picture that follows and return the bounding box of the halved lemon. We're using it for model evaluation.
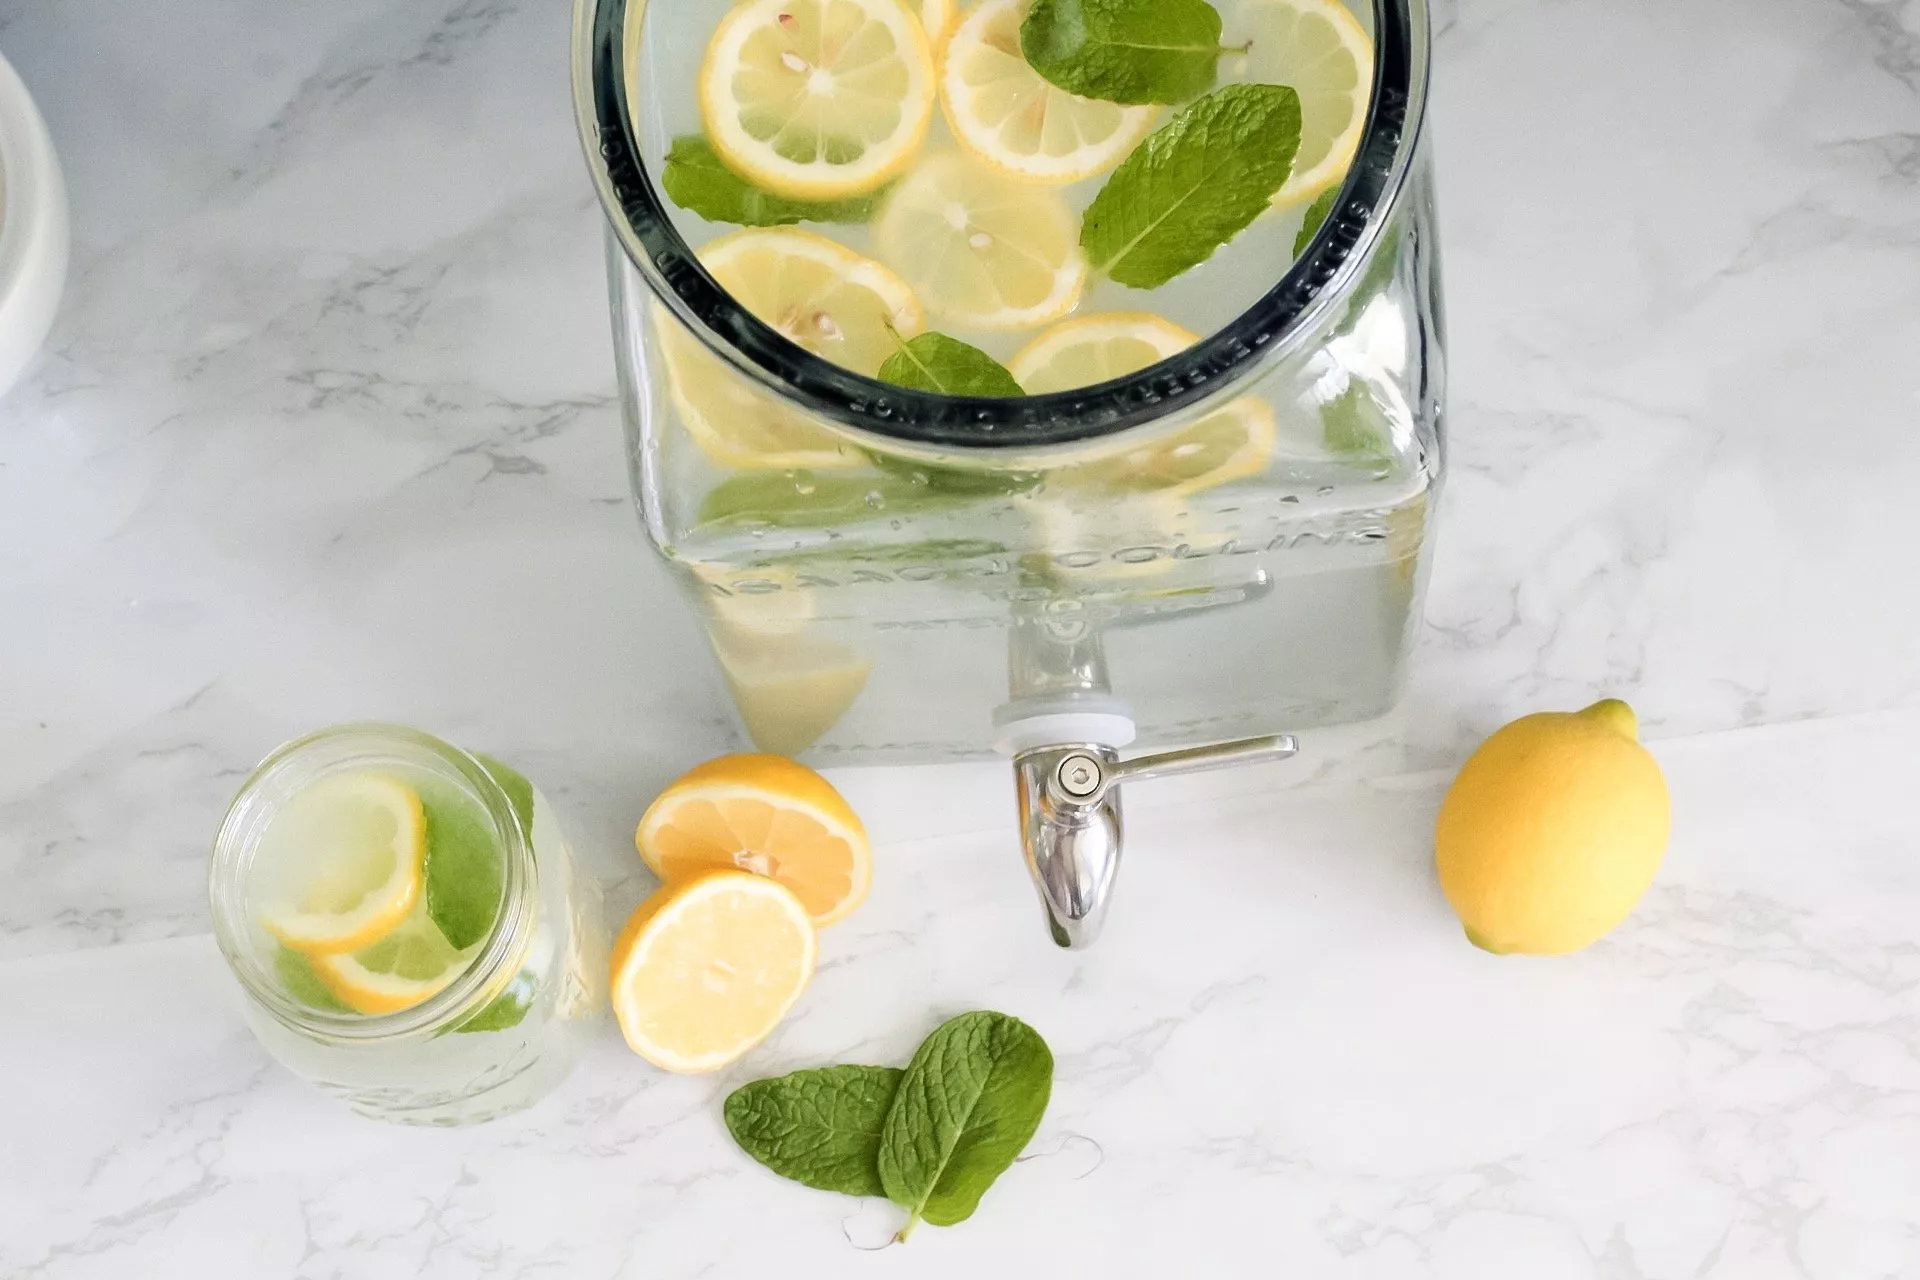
[873,151,1087,330]
[256,772,426,956]
[1012,313,1277,496]
[940,0,1158,184]
[918,0,955,42]
[309,900,476,1015]
[1009,311,1199,392]
[610,870,818,1073]
[1226,0,1374,207]
[660,227,924,469]
[637,753,872,927]
[699,0,937,200]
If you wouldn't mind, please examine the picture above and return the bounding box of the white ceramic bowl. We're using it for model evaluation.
[0,48,68,401]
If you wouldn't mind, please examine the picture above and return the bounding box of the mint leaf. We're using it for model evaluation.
[1022,0,1227,105]
[1322,381,1395,465]
[1082,84,1302,289]
[1294,185,1339,258]
[662,136,884,227]
[420,780,504,951]
[699,468,1034,529]
[274,945,350,1013]
[453,969,536,1034]
[878,1012,1053,1234]
[726,1065,906,1197]
[473,754,535,842]
[877,333,1025,398]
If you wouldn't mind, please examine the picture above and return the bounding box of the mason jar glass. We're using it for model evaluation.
[574,0,1444,764]
[209,725,607,1126]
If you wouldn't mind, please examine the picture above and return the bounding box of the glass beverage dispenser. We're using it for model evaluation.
[573,0,1444,945]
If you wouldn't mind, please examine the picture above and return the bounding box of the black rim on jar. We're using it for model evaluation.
[572,0,1431,452]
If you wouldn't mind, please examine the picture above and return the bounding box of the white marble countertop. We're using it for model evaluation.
[2,0,1917,1275]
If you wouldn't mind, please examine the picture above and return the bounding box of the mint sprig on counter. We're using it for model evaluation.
[662,136,885,228]
[877,332,1026,398]
[1081,84,1302,289]
[1021,0,1238,105]
[725,1065,905,1197]
[725,1011,1055,1241]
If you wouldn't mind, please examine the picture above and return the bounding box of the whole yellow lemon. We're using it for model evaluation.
[1435,699,1670,955]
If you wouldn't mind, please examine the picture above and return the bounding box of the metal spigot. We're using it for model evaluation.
[1013,734,1299,948]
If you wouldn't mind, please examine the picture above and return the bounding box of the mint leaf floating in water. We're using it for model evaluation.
[1294,184,1340,258]
[878,1011,1054,1236]
[274,944,351,1013]
[726,1065,906,1197]
[474,754,535,842]
[420,780,505,951]
[1022,0,1234,106]
[877,332,1026,398]
[1082,84,1302,289]
[662,136,886,228]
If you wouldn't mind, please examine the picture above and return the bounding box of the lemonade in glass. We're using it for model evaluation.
[209,724,607,1125]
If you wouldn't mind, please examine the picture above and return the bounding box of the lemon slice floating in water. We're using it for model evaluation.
[1226,0,1374,207]
[699,0,938,200]
[874,151,1086,331]
[939,0,1158,184]
[310,900,478,1015]
[256,772,426,956]
[661,227,924,469]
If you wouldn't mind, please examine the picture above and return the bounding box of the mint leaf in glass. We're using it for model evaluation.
[453,969,536,1034]
[877,332,1025,398]
[877,1011,1053,1236]
[1294,184,1340,258]
[1082,84,1302,289]
[725,1065,906,1197]
[1021,0,1231,105]
[474,754,535,842]
[274,944,351,1013]
[420,780,504,952]
[699,468,1036,529]
[662,136,885,228]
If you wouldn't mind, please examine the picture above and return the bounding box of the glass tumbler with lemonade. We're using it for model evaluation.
[209,724,607,1126]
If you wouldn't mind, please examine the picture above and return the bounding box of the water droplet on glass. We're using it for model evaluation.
[865,491,886,509]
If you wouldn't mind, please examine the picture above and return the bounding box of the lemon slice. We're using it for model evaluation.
[1075,397,1277,496]
[940,0,1158,184]
[699,0,937,200]
[1226,0,1374,206]
[712,629,873,759]
[873,152,1087,330]
[660,227,924,469]
[1009,311,1199,392]
[637,752,872,926]
[256,772,426,956]
[610,870,818,1073]
[310,900,477,1015]
[1012,313,1276,496]
[918,0,955,42]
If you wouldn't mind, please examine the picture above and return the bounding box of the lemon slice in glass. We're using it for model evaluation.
[255,772,426,956]
[1226,0,1374,207]
[873,152,1087,331]
[939,0,1158,184]
[699,0,938,200]
[660,227,924,469]
[1009,311,1199,392]
[310,900,478,1016]
[1012,313,1276,496]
